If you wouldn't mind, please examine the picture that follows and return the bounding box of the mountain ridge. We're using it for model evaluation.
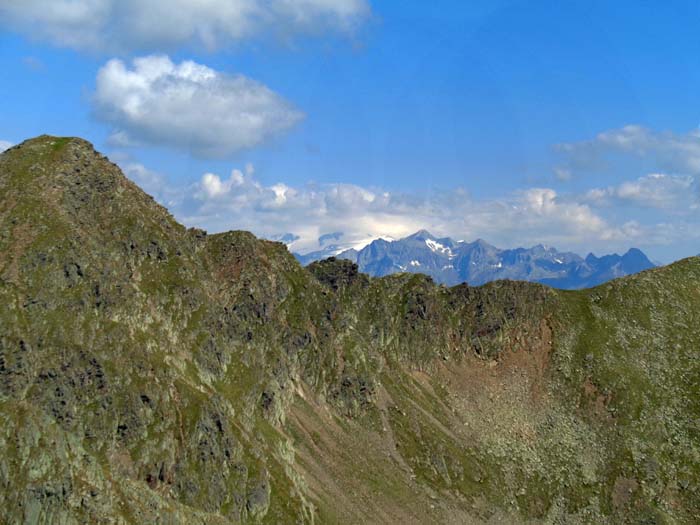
[1,136,699,524]
[293,230,655,289]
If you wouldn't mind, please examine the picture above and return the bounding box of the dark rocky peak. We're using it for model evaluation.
[207,230,302,280]
[307,257,368,292]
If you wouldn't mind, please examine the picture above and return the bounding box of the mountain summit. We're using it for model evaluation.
[1,137,699,523]
[295,231,655,289]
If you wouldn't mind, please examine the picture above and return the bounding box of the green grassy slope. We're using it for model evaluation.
[1,136,698,524]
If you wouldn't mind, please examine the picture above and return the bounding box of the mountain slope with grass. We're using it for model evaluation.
[1,136,698,524]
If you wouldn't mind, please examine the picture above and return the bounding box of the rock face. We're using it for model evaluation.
[1,136,699,524]
[296,229,656,289]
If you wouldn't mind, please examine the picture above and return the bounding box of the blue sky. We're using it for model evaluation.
[1,0,700,262]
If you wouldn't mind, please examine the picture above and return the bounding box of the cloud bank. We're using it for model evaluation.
[93,55,303,157]
[0,0,371,53]
[584,173,698,211]
[112,121,700,260]
[118,160,697,256]
[0,140,13,153]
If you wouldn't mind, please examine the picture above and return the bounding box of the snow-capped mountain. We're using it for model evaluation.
[292,232,393,266]
[294,229,656,289]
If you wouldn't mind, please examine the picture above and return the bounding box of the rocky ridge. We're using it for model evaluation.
[1,136,699,524]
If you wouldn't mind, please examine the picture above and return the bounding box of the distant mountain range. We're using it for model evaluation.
[292,229,656,289]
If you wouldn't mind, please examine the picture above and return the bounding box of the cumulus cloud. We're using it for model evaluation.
[556,125,700,176]
[0,0,371,53]
[121,163,658,255]
[0,140,14,153]
[93,55,303,157]
[583,173,698,211]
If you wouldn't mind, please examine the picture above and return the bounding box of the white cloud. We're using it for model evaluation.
[130,165,648,254]
[93,55,303,157]
[114,155,700,260]
[0,140,14,153]
[583,173,697,211]
[557,125,700,176]
[0,0,370,53]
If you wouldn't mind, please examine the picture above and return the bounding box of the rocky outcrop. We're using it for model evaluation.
[0,136,698,524]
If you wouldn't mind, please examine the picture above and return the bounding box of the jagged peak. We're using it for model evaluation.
[622,247,649,260]
[307,256,368,291]
[472,238,491,246]
[407,229,436,240]
[466,238,497,252]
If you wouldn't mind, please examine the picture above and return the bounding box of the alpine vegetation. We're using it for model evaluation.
[1,136,698,523]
